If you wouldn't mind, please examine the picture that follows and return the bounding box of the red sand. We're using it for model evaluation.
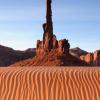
[0,67,100,100]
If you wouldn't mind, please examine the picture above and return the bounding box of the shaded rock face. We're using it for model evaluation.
[80,50,100,66]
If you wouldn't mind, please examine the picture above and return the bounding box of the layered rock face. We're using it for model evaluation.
[80,50,100,66]
[36,0,70,55]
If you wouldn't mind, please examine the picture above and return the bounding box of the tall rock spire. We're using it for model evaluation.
[46,0,52,23]
[36,0,70,55]
[43,0,53,51]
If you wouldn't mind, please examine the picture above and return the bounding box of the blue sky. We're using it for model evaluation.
[0,0,100,52]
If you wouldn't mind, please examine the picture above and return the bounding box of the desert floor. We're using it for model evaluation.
[0,67,100,100]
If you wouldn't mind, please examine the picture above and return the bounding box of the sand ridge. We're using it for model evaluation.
[0,67,100,100]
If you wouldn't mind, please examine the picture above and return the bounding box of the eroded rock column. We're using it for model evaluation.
[36,0,70,55]
[43,0,53,51]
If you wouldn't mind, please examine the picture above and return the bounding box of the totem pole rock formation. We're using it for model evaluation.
[43,0,53,50]
[36,0,70,55]
[9,0,90,66]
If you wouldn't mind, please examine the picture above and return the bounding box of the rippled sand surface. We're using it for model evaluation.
[0,67,100,100]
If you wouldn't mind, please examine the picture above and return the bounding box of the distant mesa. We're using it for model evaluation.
[0,45,35,67]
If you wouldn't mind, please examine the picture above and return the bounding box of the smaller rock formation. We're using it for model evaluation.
[80,50,100,66]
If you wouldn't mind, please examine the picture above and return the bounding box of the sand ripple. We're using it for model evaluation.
[0,67,100,100]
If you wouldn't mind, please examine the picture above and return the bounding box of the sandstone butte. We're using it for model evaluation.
[10,0,88,67]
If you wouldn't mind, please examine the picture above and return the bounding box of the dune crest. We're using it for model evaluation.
[0,67,100,100]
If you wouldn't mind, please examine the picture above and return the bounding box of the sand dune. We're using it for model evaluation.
[0,67,100,100]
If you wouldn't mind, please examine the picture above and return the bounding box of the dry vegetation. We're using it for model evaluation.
[0,67,100,100]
